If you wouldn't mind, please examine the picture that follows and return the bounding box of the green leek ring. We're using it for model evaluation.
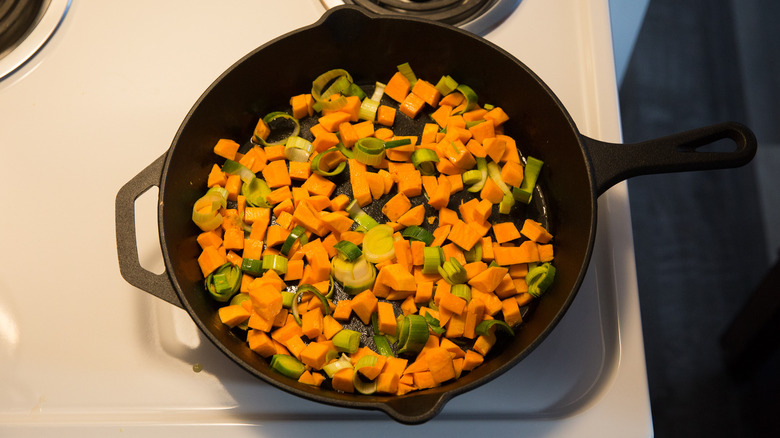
[411,148,440,176]
[476,319,515,337]
[255,112,301,146]
[311,147,347,176]
[291,285,331,326]
[311,69,353,112]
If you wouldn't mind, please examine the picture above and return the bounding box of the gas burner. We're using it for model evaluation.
[0,0,45,58]
[321,0,521,35]
[0,0,70,80]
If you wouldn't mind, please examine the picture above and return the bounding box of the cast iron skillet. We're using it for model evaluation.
[115,6,756,424]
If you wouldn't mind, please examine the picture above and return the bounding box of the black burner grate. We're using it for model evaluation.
[0,0,45,59]
[344,0,497,26]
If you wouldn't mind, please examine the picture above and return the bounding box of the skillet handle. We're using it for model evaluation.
[583,121,757,196]
[115,153,183,309]
[381,392,449,424]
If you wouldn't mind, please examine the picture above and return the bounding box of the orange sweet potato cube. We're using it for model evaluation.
[299,341,331,370]
[247,330,278,357]
[350,290,378,325]
[249,284,283,321]
[332,300,353,321]
[376,301,397,336]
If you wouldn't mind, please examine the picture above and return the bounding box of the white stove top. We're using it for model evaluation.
[0,0,652,436]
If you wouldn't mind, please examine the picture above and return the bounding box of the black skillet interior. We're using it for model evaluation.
[158,6,596,423]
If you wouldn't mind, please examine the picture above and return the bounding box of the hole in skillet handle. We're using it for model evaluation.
[582,121,757,196]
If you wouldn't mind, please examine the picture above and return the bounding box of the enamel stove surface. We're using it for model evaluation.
[0,1,652,436]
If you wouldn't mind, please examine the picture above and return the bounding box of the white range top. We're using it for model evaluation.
[0,0,652,436]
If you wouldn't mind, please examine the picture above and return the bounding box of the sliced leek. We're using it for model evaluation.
[466,157,488,193]
[344,82,366,100]
[411,148,439,176]
[240,258,263,276]
[311,68,353,112]
[373,335,394,356]
[513,156,544,204]
[192,186,228,231]
[322,353,353,378]
[438,257,467,285]
[499,193,515,214]
[332,329,361,354]
[401,225,434,246]
[229,293,251,330]
[397,62,417,87]
[280,225,306,256]
[241,177,271,208]
[284,135,314,162]
[454,84,478,114]
[463,241,483,263]
[198,64,560,395]
[290,284,331,326]
[461,169,483,186]
[526,262,556,298]
[450,284,472,302]
[422,246,444,274]
[383,138,412,149]
[434,75,458,96]
[221,159,256,183]
[359,98,380,122]
[205,262,241,302]
[346,199,379,230]
[323,74,352,99]
[262,254,288,276]
[353,137,386,167]
[476,319,515,336]
[337,141,354,159]
[334,240,362,262]
[397,314,430,355]
[352,355,379,395]
[487,161,512,196]
[423,313,445,336]
[362,224,396,263]
[331,255,377,295]
[324,276,336,299]
[370,81,386,101]
[281,291,295,309]
[270,354,305,379]
[256,112,301,147]
[310,147,347,177]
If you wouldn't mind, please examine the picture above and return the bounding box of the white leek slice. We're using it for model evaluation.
[362,224,395,263]
[352,355,379,395]
[322,353,353,378]
[371,81,386,101]
[332,255,376,290]
[466,157,488,193]
[358,98,380,122]
[284,135,313,162]
[487,161,512,195]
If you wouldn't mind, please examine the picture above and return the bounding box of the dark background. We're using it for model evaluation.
[617,0,780,436]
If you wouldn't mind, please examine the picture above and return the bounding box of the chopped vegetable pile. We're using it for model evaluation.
[192,63,556,395]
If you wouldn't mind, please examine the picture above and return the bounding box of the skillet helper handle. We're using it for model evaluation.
[583,121,757,196]
[115,153,183,309]
[381,392,449,424]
